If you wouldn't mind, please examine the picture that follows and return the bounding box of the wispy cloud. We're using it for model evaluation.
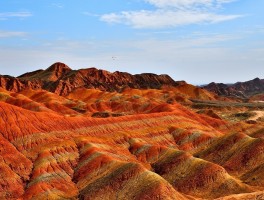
[101,0,241,28]
[144,0,236,9]
[82,12,100,17]
[0,12,32,20]
[0,30,27,38]
[101,10,240,28]
[52,3,64,9]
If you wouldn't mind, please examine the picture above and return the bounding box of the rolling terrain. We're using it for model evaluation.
[0,63,263,200]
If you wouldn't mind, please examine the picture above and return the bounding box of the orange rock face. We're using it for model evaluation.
[0,63,263,199]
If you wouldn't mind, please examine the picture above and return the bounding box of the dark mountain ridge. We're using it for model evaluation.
[203,77,264,99]
[1,62,180,95]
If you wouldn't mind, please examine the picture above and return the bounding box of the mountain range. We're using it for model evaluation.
[1,62,180,96]
[0,63,263,200]
[203,78,264,99]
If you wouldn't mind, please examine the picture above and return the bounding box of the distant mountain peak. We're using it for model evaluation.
[252,77,260,82]
[46,62,72,73]
[18,62,72,82]
[203,77,264,99]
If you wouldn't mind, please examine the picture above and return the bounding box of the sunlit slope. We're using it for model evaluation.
[0,85,217,117]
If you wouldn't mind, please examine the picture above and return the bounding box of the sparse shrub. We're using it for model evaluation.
[92,112,110,118]
[234,112,255,120]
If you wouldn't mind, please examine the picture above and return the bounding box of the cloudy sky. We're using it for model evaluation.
[0,0,263,84]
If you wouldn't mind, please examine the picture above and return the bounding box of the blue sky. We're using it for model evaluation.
[0,0,263,84]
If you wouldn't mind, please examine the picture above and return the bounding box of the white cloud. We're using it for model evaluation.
[144,0,236,8]
[0,12,32,20]
[0,30,27,38]
[145,0,212,8]
[101,10,240,28]
[100,0,240,28]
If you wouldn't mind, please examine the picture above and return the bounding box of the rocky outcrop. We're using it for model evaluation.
[0,75,41,93]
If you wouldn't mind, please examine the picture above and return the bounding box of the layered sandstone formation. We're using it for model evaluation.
[0,63,263,199]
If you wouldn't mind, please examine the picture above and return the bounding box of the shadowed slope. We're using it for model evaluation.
[73,139,188,200]
[195,132,264,190]
[129,140,253,199]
